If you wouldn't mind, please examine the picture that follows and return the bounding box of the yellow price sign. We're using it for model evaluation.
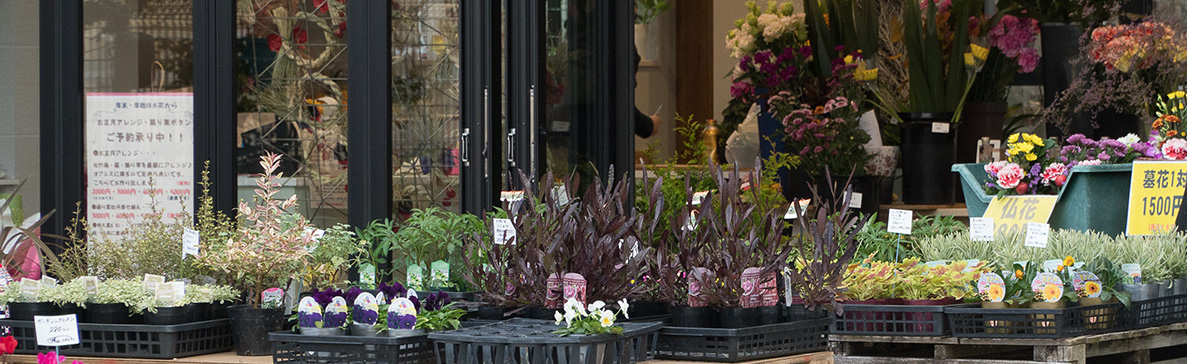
[983,196,1058,239]
[1126,161,1187,235]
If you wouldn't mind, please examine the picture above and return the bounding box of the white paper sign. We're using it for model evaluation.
[969,217,994,241]
[143,274,166,292]
[492,218,516,245]
[691,191,710,206]
[1025,222,1049,248]
[932,122,950,134]
[887,209,913,235]
[35,315,80,346]
[85,93,194,238]
[182,228,200,258]
[848,192,863,208]
[783,199,810,220]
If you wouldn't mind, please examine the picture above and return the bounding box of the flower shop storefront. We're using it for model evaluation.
[11,0,1187,363]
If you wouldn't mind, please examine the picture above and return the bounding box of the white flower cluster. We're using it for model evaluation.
[724,1,805,59]
[554,298,630,328]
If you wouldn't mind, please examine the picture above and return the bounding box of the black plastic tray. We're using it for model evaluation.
[655,317,831,362]
[946,303,1128,338]
[830,303,975,336]
[270,330,436,364]
[0,319,232,359]
[428,318,662,364]
[1129,294,1187,329]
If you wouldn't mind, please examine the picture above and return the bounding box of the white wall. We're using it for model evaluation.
[0,1,41,215]
[712,1,750,124]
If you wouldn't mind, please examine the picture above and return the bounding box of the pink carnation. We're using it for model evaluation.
[1162,139,1187,160]
[995,163,1025,189]
[1040,163,1068,185]
[984,161,1010,176]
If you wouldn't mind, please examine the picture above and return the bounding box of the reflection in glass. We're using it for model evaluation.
[236,0,349,227]
[391,1,462,220]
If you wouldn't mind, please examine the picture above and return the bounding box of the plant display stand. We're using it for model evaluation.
[830,304,974,337]
[270,331,437,364]
[830,322,1187,363]
[655,318,831,362]
[428,318,662,364]
[644,350,835,364]
[0,319,232,359]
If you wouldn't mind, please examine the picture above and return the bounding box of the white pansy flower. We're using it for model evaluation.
[587,300,605,313]
[564,298,586,316]
[618,299,631,319]
[554,311,564,325]
[599,310,615,327]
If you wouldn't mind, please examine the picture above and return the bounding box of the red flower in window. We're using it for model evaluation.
[314,0,329,13]
[267,33,282,52]
[292,27,308,45]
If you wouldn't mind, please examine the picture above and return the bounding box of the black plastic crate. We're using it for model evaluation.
[655,317,830,362]
[270,331,437,364]
[428,318,662,364]
[947,303,1128,338]
[829,304,973,336]
[1129,294,1187,329]
[0,319,232,359]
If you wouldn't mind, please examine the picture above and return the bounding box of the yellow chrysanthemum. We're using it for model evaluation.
[1063,256,1075,267]
[1043,284,1062,302]
[1014,142,1034,153]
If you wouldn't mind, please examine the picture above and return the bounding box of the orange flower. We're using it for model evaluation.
[1086,281,1101,296]
[1015,269,1024,279]
[1043,284,1062,302]
[1170,130,1179,137]
[1169,115,1182,123]
[1057,265,1065,272]
[813,106,825,115]
[1154,118,1164,129]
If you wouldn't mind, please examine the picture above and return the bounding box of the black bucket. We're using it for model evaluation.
[8,302,59,321]
[900,113,958,204]
[228,305,284,356]
[83,303,133,324]
[145,306,188,325]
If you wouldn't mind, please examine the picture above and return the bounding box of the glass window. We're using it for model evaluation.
[391,0,462,220]
[0,2,41,230]
[235,0,350,227]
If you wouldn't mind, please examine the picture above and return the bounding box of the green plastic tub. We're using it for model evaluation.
[953,163,1132,235]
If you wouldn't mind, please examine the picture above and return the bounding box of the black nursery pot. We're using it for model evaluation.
[58,303,84,318]
[627,301,668,319]
[210,301,232,320]
[719,307,757,328]
[83,303,133,324]
[477,306,506,320]
[145,306,189,325]
[669,306,715,328]
[187,302,212,322]
[8,302,58,321]
[756,305,781,325]
[525,306,560,320]
[228,305,285,356]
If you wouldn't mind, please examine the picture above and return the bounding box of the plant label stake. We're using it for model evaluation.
[19,278,40,302]
[79,276,99,299]
[35,314,79,358]
[887,209,913,297]
[492,218,516,245]
[969,217,994,242]
[143,274,165,292]
[1024,222,1049,248]
[182,228,200,259]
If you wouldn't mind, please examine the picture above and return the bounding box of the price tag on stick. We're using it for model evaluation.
[1025,222,1050,248]
[492,218,516,245]
[887,209,913,235]
[182,228,200,259]
[969,217,995,241]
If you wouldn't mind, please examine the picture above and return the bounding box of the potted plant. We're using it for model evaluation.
[355,218,399,288]
[43,279,88,318]
[390,208,482,294]
[785,174,866,315]
[207,284,240,320]
[413,292,466,332]
[86,278,151,324]
[460,218,527,320]
[295,289,347,336]
[551,298,632,336]
[196,152,316,355]
[306,224,368,290]
[638,165,716,328]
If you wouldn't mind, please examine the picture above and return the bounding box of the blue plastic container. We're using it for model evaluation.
[953,163,1132,235]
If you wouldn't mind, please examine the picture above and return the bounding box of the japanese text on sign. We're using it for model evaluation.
[982,195,1057,239]
[86,93,194,238]
[1127,161,1187,235]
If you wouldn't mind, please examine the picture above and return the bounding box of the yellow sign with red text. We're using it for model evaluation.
[1126,161,1187,235]
[982,196,1058,239]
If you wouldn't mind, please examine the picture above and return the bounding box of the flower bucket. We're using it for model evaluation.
[901,114,958,204]
[953,163,1132,235]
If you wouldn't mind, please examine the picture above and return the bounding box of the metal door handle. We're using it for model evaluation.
[460,128,471,167]
[507,128,517,167]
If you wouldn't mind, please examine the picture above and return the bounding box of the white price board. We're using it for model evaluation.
[35,315,80,346]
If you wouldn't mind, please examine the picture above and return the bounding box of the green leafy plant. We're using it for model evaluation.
[307,224,368,289]
[356,218,398,284]
[414,303,466,331]
[893,0,986,124]
[391,208,483,290]
[893,259,986,300]
[634,0,672,24]
[91,278,153,314]
[1081,257,1132,307]
[842,257,897,300]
